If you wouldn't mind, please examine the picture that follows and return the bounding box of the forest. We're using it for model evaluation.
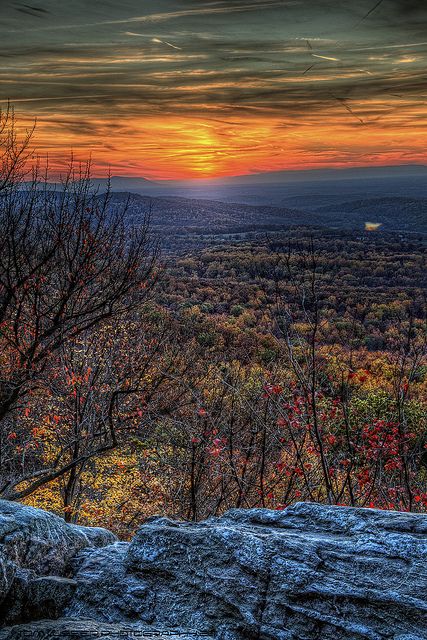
[1,111,426,538]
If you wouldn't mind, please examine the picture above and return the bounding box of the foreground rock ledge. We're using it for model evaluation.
[1,501,427,640]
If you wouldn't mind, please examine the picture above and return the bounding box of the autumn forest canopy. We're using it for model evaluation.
[0,108,425,537]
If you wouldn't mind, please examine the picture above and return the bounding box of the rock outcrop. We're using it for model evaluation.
[1,500,427,639]
[0,499,116,624]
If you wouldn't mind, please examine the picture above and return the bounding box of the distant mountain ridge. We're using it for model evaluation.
[89,164,427,190]
[92,176,157,190]
[100,192,427,253]
[26,165,427,211]
[313,197,427,232]
[169,164,427,186]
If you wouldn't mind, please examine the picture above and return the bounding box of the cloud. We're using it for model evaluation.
[1,0,427,177]
[124,1,294,24]
[5,1,298,33]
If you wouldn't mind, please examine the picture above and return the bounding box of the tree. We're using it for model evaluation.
[270,238,427,511]
[0,108,158,500]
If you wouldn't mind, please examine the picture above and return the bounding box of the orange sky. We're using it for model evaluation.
[22,102,427,180]
[3,1,427,180]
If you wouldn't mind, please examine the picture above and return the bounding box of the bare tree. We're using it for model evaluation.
[0,109,159,500]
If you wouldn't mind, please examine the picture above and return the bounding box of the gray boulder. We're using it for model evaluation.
[0,553,15,606]
[66,504,427,640]
[0,499,116,577]
[0,499,116,621]
[65,542,152,623]
[1,574,78,625]
[2,501,427,639]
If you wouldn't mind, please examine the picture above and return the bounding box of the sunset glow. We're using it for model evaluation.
[2,1,427,179]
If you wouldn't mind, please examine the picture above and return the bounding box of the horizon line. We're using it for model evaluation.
[88,162,427,183]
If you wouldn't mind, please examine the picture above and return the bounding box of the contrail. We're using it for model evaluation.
[303,39,340,74]
[303,63,318,75]
[355,0,386,26]
[152,38,182,50]
[16,3,50,17]
[312,54,339,61]
[331,95,365,124]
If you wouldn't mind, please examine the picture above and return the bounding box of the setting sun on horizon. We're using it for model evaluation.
[2,0,427,180]
[14,105,427,180]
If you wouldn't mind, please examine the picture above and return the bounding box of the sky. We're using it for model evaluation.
[1,0,427,179]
